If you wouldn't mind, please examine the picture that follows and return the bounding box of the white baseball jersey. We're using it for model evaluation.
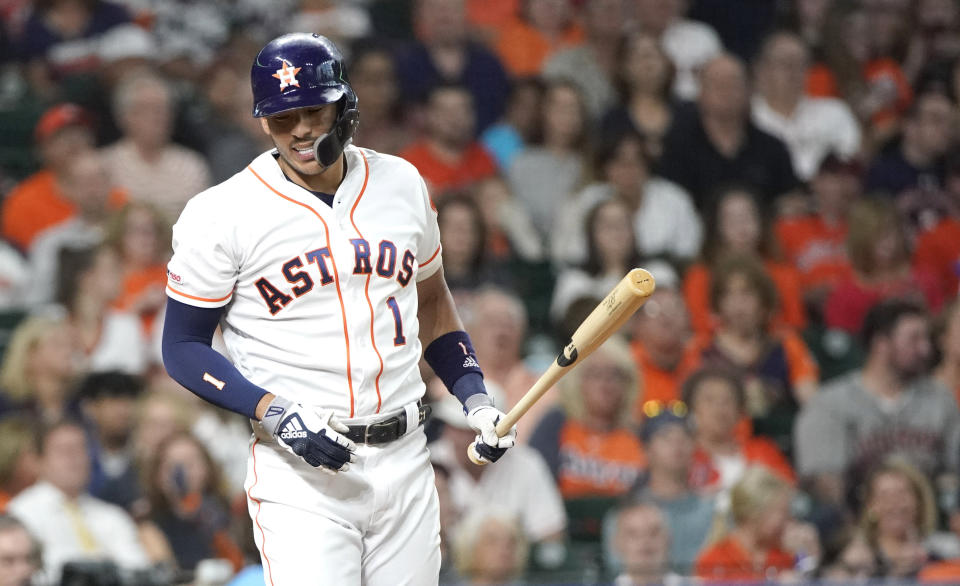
[166,145,442,419]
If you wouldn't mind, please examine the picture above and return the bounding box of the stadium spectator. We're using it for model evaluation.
[470,176,544,264]
[658,54,800,213]
[599,32,676,163]
[349,43,409,156]
[436,194,512,293]
[0,514,41,586]
[529,337,645,499]
[683,255,818,455]
[396,0,509,132]
[609,502,678,586]
[285,0,371,53]
[796,299,960,511]
[78,371,144,510]
[821,531,879,582]
[629,284,691,411]
[861,458,938,579]
[913,160,960,299]
[935,297,960,405]
[551,130,702,268]
[694,466,818,582]
[865,91,955,199]
[774,153,860,307]
[480,77,544,171]
[131,391,193,482]
[0,420,38,512]
[452,509,528,585]
[683,186,807,335]
[613,409,715,574]
[825,199,944,335]
[1,104,125,253]
[493,0,584,77]
[631,0,723,100]
[508,79,589,238]
[56,245,146,375]
[100,70,211,223]
[0,315,79,423]
[683,367,795,503]
[8,419,149,581]
[104,202,170,339]
[751,31,862,182]
[399,83,497,197]
[542,0,625,120]
[141,432,243,572]
[26,150,116,307]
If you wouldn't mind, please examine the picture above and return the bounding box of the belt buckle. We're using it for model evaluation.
[363,424,375,444]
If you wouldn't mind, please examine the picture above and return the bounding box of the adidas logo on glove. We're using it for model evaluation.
[280,417,309,440]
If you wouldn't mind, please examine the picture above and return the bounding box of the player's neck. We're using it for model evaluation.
[281,155,347,194]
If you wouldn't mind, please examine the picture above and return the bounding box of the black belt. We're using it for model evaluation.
[344,404,431,445]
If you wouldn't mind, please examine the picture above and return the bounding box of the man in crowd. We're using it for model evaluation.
[0,515,40,586]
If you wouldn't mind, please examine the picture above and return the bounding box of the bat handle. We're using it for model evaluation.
[466,414,519,466]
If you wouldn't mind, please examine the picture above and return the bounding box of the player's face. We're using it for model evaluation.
[261,104,339,176]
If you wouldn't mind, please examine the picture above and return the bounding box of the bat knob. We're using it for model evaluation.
[467,441,489,466]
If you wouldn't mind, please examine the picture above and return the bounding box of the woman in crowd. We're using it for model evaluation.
[348,41,409,156]
[551,130,702,268]
[452,509,529,585]
[600,32,677,163]
[683,367,795,504]
[825,198,943,335]
[528,337,645,500]
[0,418,39,511]
[436,194,512,294]
[0,314,79,422]
[695,466,820,582]
[140,432,243,573]
[481,78,544,172]
[683,255,819,456]
[683,186,806,336]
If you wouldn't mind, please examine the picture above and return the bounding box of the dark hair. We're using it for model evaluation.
[145,431,229,520]
[436,193,487,274]
[709,253,780,317]
[861,298,928,351]
[591,129,649,183]
[77,371,144,402]
[681,367,745,413]
[425,81,473,106]
[700,184,779,264]
[614,31,675,103]
[55,245,104,311]
[582,199,642,277]
[540,78,589,150]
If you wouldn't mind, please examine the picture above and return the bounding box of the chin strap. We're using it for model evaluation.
[312,108,360,172]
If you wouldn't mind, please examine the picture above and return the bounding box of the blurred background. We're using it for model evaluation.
[3,0,960,584]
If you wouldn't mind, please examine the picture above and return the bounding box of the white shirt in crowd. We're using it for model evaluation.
[8,481,149,582]
[551,178,703,267]
[85,310,148,375]
[27,218,102,308]
[661,19,723,100]
[751,94,862,181]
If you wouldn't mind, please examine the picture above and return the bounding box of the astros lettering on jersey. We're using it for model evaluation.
[166,145,441,419]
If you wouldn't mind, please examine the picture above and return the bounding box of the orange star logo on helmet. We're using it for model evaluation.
[272,59,302,91]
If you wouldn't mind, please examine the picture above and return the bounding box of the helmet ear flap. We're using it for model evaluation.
[312,107,359,171]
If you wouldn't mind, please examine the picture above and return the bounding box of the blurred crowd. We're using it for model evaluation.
[4,0,960,584]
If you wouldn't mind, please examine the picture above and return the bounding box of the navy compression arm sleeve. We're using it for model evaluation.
[161,298,268,419]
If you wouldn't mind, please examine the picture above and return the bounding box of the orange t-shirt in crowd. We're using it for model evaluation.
[695,534,795,582]
[2,170,128,251]
[775,215,852,294]
[689,437,796,492]
[399,141,497,197]
[557,420,646,499]
[806,59,912,129]
[630,341,684,412]
[683,261,807,336]
[493,20,585,76]
[467,0,519,32]
[913,217,960,299]
[919,560,960,583]
[113,263,169,333]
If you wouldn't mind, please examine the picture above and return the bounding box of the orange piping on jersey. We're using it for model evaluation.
[348,151,384,414]
[246,439,275,586]
[419,244,442,268]
[247,165,356,417]
[166,284,233,303]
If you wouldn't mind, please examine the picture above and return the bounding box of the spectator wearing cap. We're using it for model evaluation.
[751,31,862,182]
[426,387,568,557]
[1,104,126,253]
[7,419,149,582]
[775,153,860,307]
[606,408,715,574]
[79,371,145,510]
[796,299,960,512]
[528,337,646,500]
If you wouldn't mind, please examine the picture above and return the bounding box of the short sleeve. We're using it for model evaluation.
[415,176,442,282]
[165,196,238,308]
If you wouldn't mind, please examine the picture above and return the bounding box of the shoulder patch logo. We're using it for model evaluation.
[272,59,302,91]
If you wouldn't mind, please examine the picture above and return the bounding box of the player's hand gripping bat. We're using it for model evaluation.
[467,268,656,465]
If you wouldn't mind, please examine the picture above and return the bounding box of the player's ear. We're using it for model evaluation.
[259,117,271,136]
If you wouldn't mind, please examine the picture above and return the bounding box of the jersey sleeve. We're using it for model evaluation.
[415,175,442,282]
[166,195,238,308]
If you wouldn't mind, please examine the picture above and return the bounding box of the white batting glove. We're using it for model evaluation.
[260,395,357,474]
[465,398,517,464]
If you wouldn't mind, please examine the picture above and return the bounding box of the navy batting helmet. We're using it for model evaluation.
[251,33,359,169]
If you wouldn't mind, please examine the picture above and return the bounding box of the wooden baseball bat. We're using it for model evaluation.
[468,267,656,465]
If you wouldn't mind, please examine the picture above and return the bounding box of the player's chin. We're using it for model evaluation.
[284,150,324,175]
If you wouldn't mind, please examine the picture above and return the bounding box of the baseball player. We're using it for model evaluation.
[160,33,517,584]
